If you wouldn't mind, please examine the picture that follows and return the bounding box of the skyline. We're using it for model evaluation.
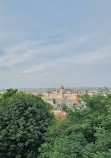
[0,0,111,89]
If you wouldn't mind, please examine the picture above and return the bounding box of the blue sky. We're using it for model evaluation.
[0,0,111,89]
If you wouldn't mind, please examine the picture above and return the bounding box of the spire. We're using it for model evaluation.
[60,85,65,95]
[61,85,64,89]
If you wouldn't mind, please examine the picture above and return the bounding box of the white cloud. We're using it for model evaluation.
[0,32,111,76]
[23,64,46,74]
[0,35,92,69]
[0,52,33,68]
[21,44,111,74]
[75,49,111,65]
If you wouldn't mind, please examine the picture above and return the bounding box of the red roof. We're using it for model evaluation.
[55,114,67,120]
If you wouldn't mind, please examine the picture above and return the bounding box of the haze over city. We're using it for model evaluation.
[0,0,111,89]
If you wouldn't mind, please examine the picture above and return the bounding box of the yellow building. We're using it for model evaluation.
[42,86,76,101]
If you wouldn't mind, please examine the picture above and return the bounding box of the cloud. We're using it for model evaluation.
[0,53,32,68]
[75,48,111,65]
[0,31,111,75]
[21,43,111,74]
[0,0,111,88]
[0,35,92,69]
[23,64,46,74]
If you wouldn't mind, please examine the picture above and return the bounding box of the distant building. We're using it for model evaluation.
[42,85,76,101]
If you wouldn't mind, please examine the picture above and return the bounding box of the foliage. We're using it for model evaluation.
[2,88,18,98]
[39,93,111,158]
[53,98,56,104]
[37,94,42,98]
[0,89,55,158]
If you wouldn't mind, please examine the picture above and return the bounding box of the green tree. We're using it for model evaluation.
[2,88,18,98]
[37,94,42,98]
[39,93,111,158]
[53,98,56,104]
[0,89,55,158]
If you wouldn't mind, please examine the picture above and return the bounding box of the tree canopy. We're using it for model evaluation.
[39,93,111,158]
[0,89,55,158]
[1,89,111,158]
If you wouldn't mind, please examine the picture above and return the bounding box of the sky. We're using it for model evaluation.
[0,0,111,89]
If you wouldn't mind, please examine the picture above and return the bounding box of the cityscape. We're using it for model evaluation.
[0,0,111,157]
[1,85,111,120]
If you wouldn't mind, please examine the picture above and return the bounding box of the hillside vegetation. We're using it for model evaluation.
[0,89,55,158]
[39,93,111,158]
[0,89,111,158]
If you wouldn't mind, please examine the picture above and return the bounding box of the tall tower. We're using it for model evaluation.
[60,85,65,93]
[60,85,64,99]
[75,90,80,104]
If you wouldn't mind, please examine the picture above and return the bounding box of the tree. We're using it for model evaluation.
[53,98,56,104]
[39,93,111,158]
[2,88,18,98]
[0,89,55,158]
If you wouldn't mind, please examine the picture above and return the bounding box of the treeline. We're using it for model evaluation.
[0,89,111,158]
